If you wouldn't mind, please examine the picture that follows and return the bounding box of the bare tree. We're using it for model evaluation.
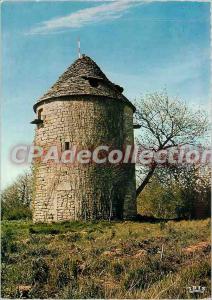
[134,91,208,197]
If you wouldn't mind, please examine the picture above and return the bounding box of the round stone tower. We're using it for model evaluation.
[31,55,137,223]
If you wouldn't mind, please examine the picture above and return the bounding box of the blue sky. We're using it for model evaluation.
[1,0,211,188]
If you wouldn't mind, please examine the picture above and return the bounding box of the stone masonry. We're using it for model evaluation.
[32,56,137,223]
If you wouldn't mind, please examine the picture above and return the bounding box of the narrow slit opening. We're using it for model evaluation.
[65,142,70,151]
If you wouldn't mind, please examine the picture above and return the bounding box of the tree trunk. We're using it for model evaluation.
[136,165,157,198]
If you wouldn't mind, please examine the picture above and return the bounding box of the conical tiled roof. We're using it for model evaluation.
[34,55,135,112]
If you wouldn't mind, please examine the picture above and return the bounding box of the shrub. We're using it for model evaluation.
[1,228,13,261]
[1,172,33,220]
[137,165,211,220]
[112,262,124,279]
[31,258,49,284]
[56,259,72,288]
[29,225,60,235]
[3,207,32,221]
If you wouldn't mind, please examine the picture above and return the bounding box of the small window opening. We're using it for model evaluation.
[65,142,70,151]
[89,78,99,88]
[38,108,43,120]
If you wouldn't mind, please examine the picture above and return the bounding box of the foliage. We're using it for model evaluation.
[1,228,13,262]
[1,219,211,299]
[1,172,33,220]
[137,178,183,219]
[31,258,50,284]
[28,220,113,235]
[138,164,211,219]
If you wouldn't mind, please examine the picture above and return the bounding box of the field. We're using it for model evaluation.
[1,219,211,299]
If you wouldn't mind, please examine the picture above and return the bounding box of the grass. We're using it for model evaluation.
[1,219,211,299]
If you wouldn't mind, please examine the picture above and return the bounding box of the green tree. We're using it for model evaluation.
[1,172,32,220]
[137,164,211,219]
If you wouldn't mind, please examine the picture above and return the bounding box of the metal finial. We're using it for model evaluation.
[78,38,81,59]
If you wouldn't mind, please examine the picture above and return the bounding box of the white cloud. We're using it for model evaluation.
[106,52,209,104]
[27,0,146,35]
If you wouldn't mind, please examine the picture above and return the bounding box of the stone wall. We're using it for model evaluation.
[33,96,137,223]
